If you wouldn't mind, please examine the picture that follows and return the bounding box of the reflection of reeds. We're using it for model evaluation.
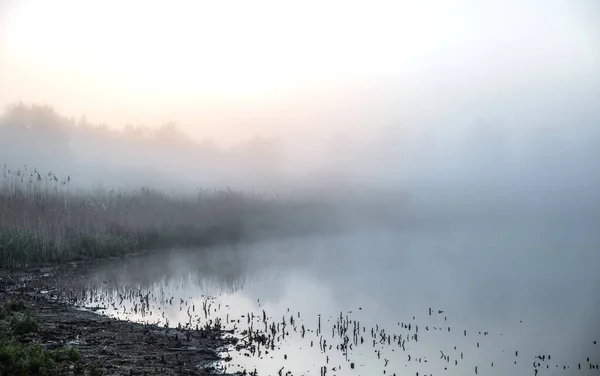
[0,165,332,269]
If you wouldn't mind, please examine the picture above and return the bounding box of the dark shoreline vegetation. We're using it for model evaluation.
[0,165,339,270]
[0,296,87,376]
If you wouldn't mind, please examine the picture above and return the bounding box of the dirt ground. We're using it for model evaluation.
[0,265,241,376]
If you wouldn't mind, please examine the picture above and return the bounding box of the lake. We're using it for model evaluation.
[59,218,600,375]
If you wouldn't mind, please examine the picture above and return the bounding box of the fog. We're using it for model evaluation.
[2,89,600,221]
[2,2,600,373]
[2,1,599,206]
[1,0,599,290]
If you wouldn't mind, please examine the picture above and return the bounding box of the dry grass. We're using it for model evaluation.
[0,165,333,269]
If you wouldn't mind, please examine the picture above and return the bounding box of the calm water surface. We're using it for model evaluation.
[60,221,600,375]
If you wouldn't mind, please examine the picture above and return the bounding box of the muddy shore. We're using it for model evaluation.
[0,263,241,376]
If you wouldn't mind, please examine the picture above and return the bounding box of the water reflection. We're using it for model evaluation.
[61,225,600,375]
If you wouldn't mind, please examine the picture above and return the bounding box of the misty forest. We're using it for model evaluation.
[1,1,600,376]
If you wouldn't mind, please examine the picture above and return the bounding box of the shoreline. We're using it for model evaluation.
[0,263,240,376]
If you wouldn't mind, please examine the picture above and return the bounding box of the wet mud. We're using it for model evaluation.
[0,263,239,376]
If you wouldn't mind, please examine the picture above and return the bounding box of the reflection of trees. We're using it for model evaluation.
[67,236,321,304]
[0,103,71,170]
[463,121,509,183]
[66,247,252,294]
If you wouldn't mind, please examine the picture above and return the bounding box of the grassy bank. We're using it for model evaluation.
[0,166,334,269]
[0,299,95,376]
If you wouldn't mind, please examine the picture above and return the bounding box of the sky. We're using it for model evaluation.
[1,0,599,145]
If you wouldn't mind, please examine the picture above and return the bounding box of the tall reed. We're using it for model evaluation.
[0,165,329,269]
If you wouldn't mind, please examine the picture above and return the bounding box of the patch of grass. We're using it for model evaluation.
[9,312,38,335]
[73,361,85,375]
[54,345,83,363]
[88,363,102,376]
[0,319,10,337]
[0,302,89,376]
[0,339,89,376]
[6,299,27,312]
[0,340,58,376]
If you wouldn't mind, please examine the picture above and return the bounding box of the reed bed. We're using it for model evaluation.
[0,165,332,269]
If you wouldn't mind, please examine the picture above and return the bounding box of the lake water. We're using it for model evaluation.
[60,219,600,375]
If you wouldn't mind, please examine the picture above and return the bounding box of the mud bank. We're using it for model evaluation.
[0,264,240,376]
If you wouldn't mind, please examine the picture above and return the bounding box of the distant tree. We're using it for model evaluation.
[123,124,152,143]
[0,103,71,168]
[153,122,191,148]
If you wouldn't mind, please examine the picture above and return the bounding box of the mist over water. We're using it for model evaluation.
[66,218,600,375]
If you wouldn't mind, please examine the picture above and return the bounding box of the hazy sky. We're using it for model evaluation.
[1,0,599,144]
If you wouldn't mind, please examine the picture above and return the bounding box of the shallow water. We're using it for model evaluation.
[60,220,600,375]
